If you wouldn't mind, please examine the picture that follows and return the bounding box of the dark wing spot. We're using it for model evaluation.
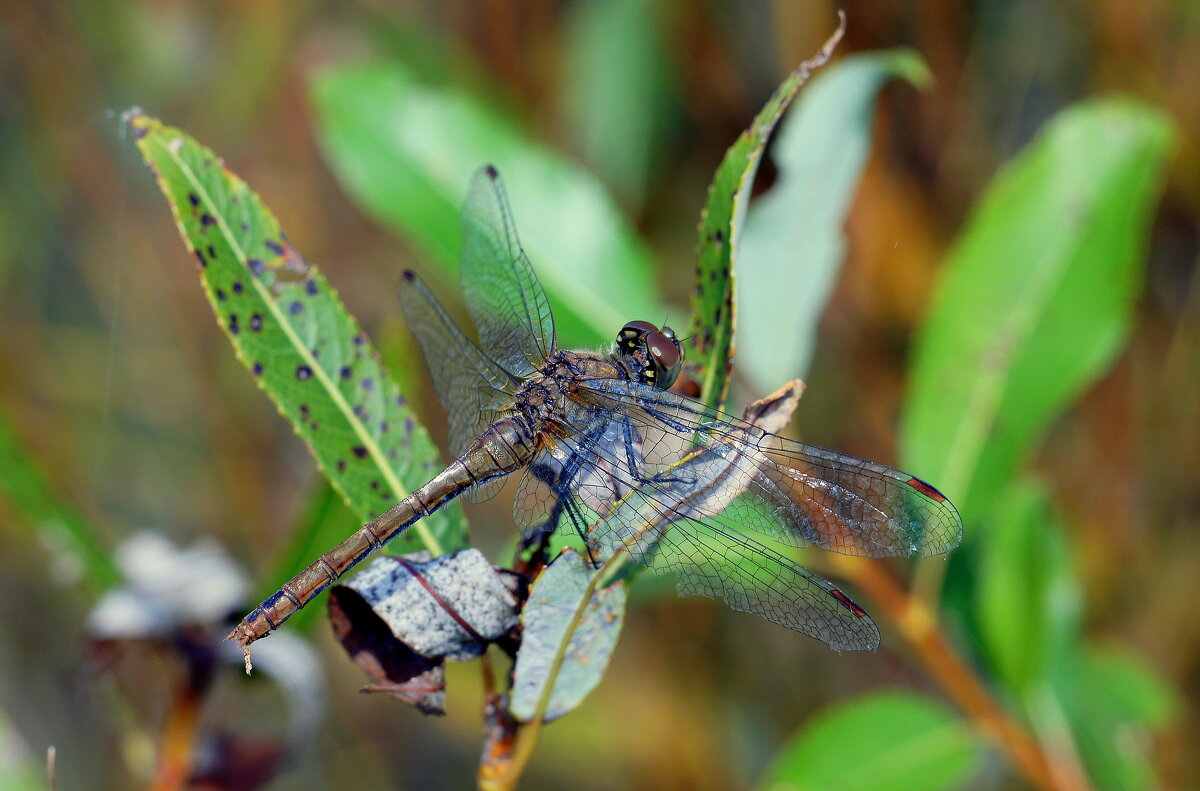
[907,477,948,503]
[830,588,868,618]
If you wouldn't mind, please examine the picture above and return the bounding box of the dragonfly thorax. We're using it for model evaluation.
[614,320,683,390]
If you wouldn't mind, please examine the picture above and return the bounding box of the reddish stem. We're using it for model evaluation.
[835,556,1093,791]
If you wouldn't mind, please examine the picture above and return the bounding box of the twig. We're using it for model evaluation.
[145,682,204,791]
[46,746,56,791]
[481,550,620,790]
[834,556,1093,791]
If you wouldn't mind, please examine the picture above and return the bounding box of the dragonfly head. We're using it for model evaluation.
[615,320,683,390]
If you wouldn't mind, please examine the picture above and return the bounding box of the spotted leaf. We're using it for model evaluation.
[689,15,844,409]
[126,110,464,554]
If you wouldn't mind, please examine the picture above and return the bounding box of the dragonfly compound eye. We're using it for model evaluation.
[615,320,683,389]
[644,329,682,389]
[617,320,656,350]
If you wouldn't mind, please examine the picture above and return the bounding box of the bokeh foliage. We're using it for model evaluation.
[0,2,1196,790]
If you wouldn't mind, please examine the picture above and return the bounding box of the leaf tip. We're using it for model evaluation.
[122,107,154,140]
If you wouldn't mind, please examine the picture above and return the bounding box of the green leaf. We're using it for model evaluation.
[0,715,43,791]
[738,50,930,393]
[0,410,120,590]
[310,62,662,351]
[510,548,627,723]
[689,17,844,408]
[126,110,464,556]
[562,0,667,209]
[759,692,979,791]
[1055,644,1178,791]
[977,480,1081,695]
[902,99,1175,515]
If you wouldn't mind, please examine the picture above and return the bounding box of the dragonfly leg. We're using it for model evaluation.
[619,416,695,488]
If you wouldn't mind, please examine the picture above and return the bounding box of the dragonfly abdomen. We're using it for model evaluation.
[228,416,538,659]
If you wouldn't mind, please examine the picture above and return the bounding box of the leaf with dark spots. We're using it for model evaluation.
[688,14,844,409]
[509,548,627,723]
[125,110,465,554]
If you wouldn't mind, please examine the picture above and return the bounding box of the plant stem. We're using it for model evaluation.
[481,549,630,790]
[834,556,1093,791]
[145,682,204,791]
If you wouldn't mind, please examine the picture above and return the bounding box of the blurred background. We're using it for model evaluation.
[0,1,1197,789]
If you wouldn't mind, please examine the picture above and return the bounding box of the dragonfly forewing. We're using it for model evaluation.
[460,166,556,377]
[575,378,963,559]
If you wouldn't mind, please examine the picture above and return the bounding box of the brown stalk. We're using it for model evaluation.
[834,556,1093,791]
[145,682,204,791]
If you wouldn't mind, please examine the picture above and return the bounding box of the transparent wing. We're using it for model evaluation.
[542,421,880,651]
[635,512,880,651]
[459,166,556,377]
[397,270,519,503]
[572,378,964,559]
[513,416,641,536]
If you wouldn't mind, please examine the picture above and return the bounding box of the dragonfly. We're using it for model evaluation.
[229,166,962,657]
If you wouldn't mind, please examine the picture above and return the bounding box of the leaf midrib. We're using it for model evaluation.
[932,198,1083,504]
[153,133,441,554]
